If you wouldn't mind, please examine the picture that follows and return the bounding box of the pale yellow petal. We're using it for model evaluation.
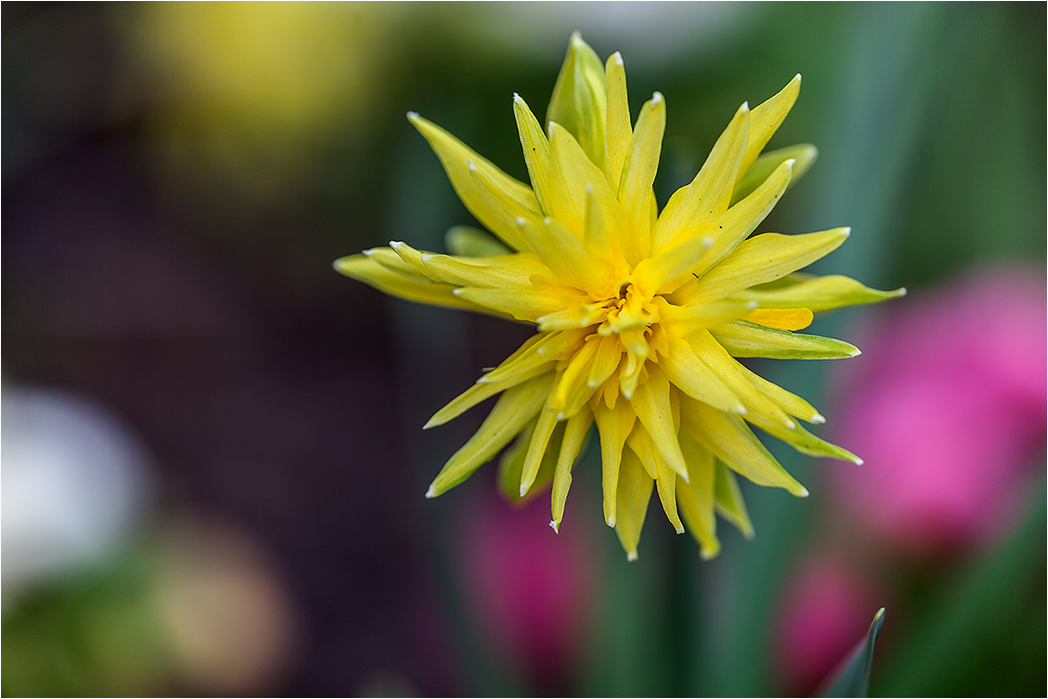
[549,335,602,418]
[617,92,666,259]
[691,228,851,305]
[676,435,720,559]
[550,408,595,531]
[679,395,808,496]
[334,254,499,316]
[614,447,654,560]
[742,307,814,331]
[420,251,551,290]
[409,113,537,251]
[604,51,632,193]
[454,285,588,322]
[427,373,556,497]
[593,396,636,526]
[736,74,801,185]
[518,216,616,293]
[362,246,434,282]
[653,102,750,253]
[657,333,745,414]
[629,364,689,481]
[513,93,554,216]
[520,405,560,496]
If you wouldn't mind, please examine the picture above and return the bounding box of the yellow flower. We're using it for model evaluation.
[336,34,904,559]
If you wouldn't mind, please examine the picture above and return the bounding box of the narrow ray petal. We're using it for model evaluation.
[520,405,560,496]
[454,286,587,322]
[604,51,632,193]
[714,460,754,538]
[676,435,719,559]
[518,216,616,292]
[731,143,817,205]
[334,255,499,316]
[615,448,654,560]
[592,396,636,526]
[691,228,851,304]
[732,274,907,313]
[427,373,556,497]
[710,320,861,359]
[618,92,666,258]
[513,93,554,216]
[654,102,750,253]
[629,364,689,481]
[419,251,551,290]
[409,113,538,251]
[680,396,808,496]
[657,334,746,414]
[736,74,801,184]
[742,307,814,331]
[551,408,595,531]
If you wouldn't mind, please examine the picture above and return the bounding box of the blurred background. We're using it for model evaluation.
[2,2,1044,696]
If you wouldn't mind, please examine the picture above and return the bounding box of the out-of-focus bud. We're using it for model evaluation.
[828,266,1047,554]
[546,32,608,169]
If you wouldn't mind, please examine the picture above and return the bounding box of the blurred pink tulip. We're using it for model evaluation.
[828,266,1046,553]
[775,556,879,695]
[454,488,600,685]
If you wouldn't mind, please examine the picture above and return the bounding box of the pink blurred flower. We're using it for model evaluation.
[775,556,880,695]
[828,266,1046,553]
[454,488,600,685]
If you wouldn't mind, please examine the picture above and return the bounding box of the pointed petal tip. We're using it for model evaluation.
[549,520,560,533]
[897,287,908,296]
[786,419,797,430]
[674,525,685,534]
[406,110,420,120]
[853,457,865,466]
[626,551,638,562]
[850,347,862,357]
[451,288,463,296]
[700,548,719,561]
[841,227,852,238]
[812,413,826,424]
[555,412,567,421]
[467,160,478,172]
[613,52,624,65]
[519,484,528,497]
[795,73,802,82]
[425,486,437,498]
[606,516,616,527]
[797,487,810,497]
[651,91,664,105]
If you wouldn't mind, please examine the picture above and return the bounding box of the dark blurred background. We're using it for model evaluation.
[2,3,1045,697]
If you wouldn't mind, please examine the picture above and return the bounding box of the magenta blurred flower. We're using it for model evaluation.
[455,489,600,685]
[775,556,879,694]
[828,266,1046,553]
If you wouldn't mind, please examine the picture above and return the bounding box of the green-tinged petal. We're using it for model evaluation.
[691,228,851,304]
[755,420,863,464]
[604,51,632,193]
[584,182,618,261]
[731,143,817,205]
[679,395,808,496]
[409,113,537,251]
[497,418,560,502]
[711,320,861,359]
[690,158,794,280]
[677,435,720,559]
[427,373,556,497]
[654,102,750,253]
[513,93,554,216]
[593,396,636,526]
[614,447,655,560]
[334,254,498,315]
[445,225,512,257]
[618,92,666,258]
[733,274,907,313]
[551,409,595,531]
[737,74,801,183]
[420,251,551,290]
[658,333,746,414]
[454,285,588,322]
[714,460,754,538]
[629,364,689,481]
[653,445,685,533]
[547,31,607,170]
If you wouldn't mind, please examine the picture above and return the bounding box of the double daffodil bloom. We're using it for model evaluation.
[336,34,903,559]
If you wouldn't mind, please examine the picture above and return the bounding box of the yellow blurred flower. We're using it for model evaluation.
[337,34,903,559]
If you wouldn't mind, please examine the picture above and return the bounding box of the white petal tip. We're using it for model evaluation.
[515,216,527,226]
[898,287,908,296]
[406,111,420,119]
[542,217,553,225]
[651,92,664,105]
[519,485,528,497]
[745,300,759,309]
[854,458,865,466]
[798,488,810,497]
[467,160,478,172]
[584,182,594,193]
[613,52,624,65]
[425,487,437,498]
[675,526,685,534]
[735,406,748,415]
[451,288,463,296]
[549,520,560,533]
[741,101,750,111]
[811,414,826,424]
[786,420,797,430]
[627,552,638,562]
[795,73,802,82]
[841,227,852,238]
[556,413,566,421]
[850,348,862,357]
[701,237,714,248]
[606,517,616,527]
[389,240,403,249]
